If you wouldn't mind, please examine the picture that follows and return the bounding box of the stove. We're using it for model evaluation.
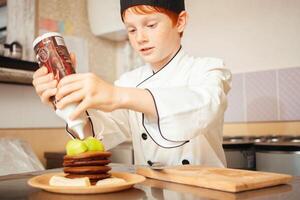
[253,135,300,176]
[223,135,300,175]
[282,136,300,143]
[222,137,255,170]
[224,135,300,144]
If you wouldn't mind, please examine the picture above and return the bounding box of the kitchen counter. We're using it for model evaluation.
[0,164,299,200]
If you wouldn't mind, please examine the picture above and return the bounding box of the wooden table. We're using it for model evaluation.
[0,164,299,200]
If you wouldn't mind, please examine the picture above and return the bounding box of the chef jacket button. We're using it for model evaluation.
[182,159,190,165]
[147,160,153,166]
[141,133,148,140]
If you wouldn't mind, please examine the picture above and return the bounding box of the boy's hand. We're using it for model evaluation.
[32,52,77,108]
[55,73,119,120]
[53,53,156,120]
[32,66,58,107]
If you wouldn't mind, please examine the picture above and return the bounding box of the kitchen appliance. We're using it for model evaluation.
[223,137,255,170]
[0,43,4,55]
[223,135,300,175]
[255,136,300,176]
[136,165,292,193]
[3,41,22,59]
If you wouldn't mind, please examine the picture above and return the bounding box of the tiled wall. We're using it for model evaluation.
[225,66,300,122]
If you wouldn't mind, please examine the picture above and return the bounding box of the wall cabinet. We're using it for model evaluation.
[87,0,127,41]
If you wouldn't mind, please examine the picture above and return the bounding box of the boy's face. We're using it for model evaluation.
[123,10,182,69]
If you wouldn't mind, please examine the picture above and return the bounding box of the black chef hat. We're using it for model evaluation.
[120,0,185,15]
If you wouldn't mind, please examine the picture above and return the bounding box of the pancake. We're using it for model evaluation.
[63,159,111,167]
[66,173,111,180]
[64,166,111,174]
[64,151,112,160]
[63,151,112,184]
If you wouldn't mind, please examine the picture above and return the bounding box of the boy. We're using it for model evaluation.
[32,0,231,167]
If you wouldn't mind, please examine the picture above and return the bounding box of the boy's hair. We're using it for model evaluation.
[122,5,183,36]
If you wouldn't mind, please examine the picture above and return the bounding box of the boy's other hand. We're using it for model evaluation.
[32,52,77,108]
[32,66,57,107]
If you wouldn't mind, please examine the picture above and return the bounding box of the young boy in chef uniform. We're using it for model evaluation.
[32,0,231,168]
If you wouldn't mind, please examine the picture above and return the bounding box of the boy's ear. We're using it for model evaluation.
[176,11,188,34]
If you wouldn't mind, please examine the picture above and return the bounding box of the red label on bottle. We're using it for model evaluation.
[33,33,75,81]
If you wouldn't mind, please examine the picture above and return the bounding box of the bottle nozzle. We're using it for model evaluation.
[55,103,87,139]
[71,124,85,140]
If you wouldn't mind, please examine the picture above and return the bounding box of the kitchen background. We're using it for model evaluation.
[0,0,299,175]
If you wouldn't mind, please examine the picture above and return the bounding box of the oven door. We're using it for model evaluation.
[256,150,300,176]
[223,142,255,170]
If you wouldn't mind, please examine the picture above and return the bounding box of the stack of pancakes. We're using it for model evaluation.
[63,151,112,184]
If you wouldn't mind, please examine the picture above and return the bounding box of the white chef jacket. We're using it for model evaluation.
[89,47,231,167]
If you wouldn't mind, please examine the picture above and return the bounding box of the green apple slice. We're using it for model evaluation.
[66,139,88,156]
[84,136,105,152]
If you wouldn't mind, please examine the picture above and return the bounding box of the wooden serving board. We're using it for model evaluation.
[136,165,292,193]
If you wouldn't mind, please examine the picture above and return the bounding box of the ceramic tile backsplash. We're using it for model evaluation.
[225,74,245,122]
[278,67,300,121]
[245,70,278,122]
[225,66,300,122]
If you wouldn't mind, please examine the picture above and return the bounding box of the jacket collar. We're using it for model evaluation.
[136,46,186,88]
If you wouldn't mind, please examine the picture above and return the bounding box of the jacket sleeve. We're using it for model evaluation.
[87,74,133,150]
[88,109,131,150]
[143,58,232,142]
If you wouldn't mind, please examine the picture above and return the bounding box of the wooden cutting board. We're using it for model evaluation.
[136,165,292,193]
